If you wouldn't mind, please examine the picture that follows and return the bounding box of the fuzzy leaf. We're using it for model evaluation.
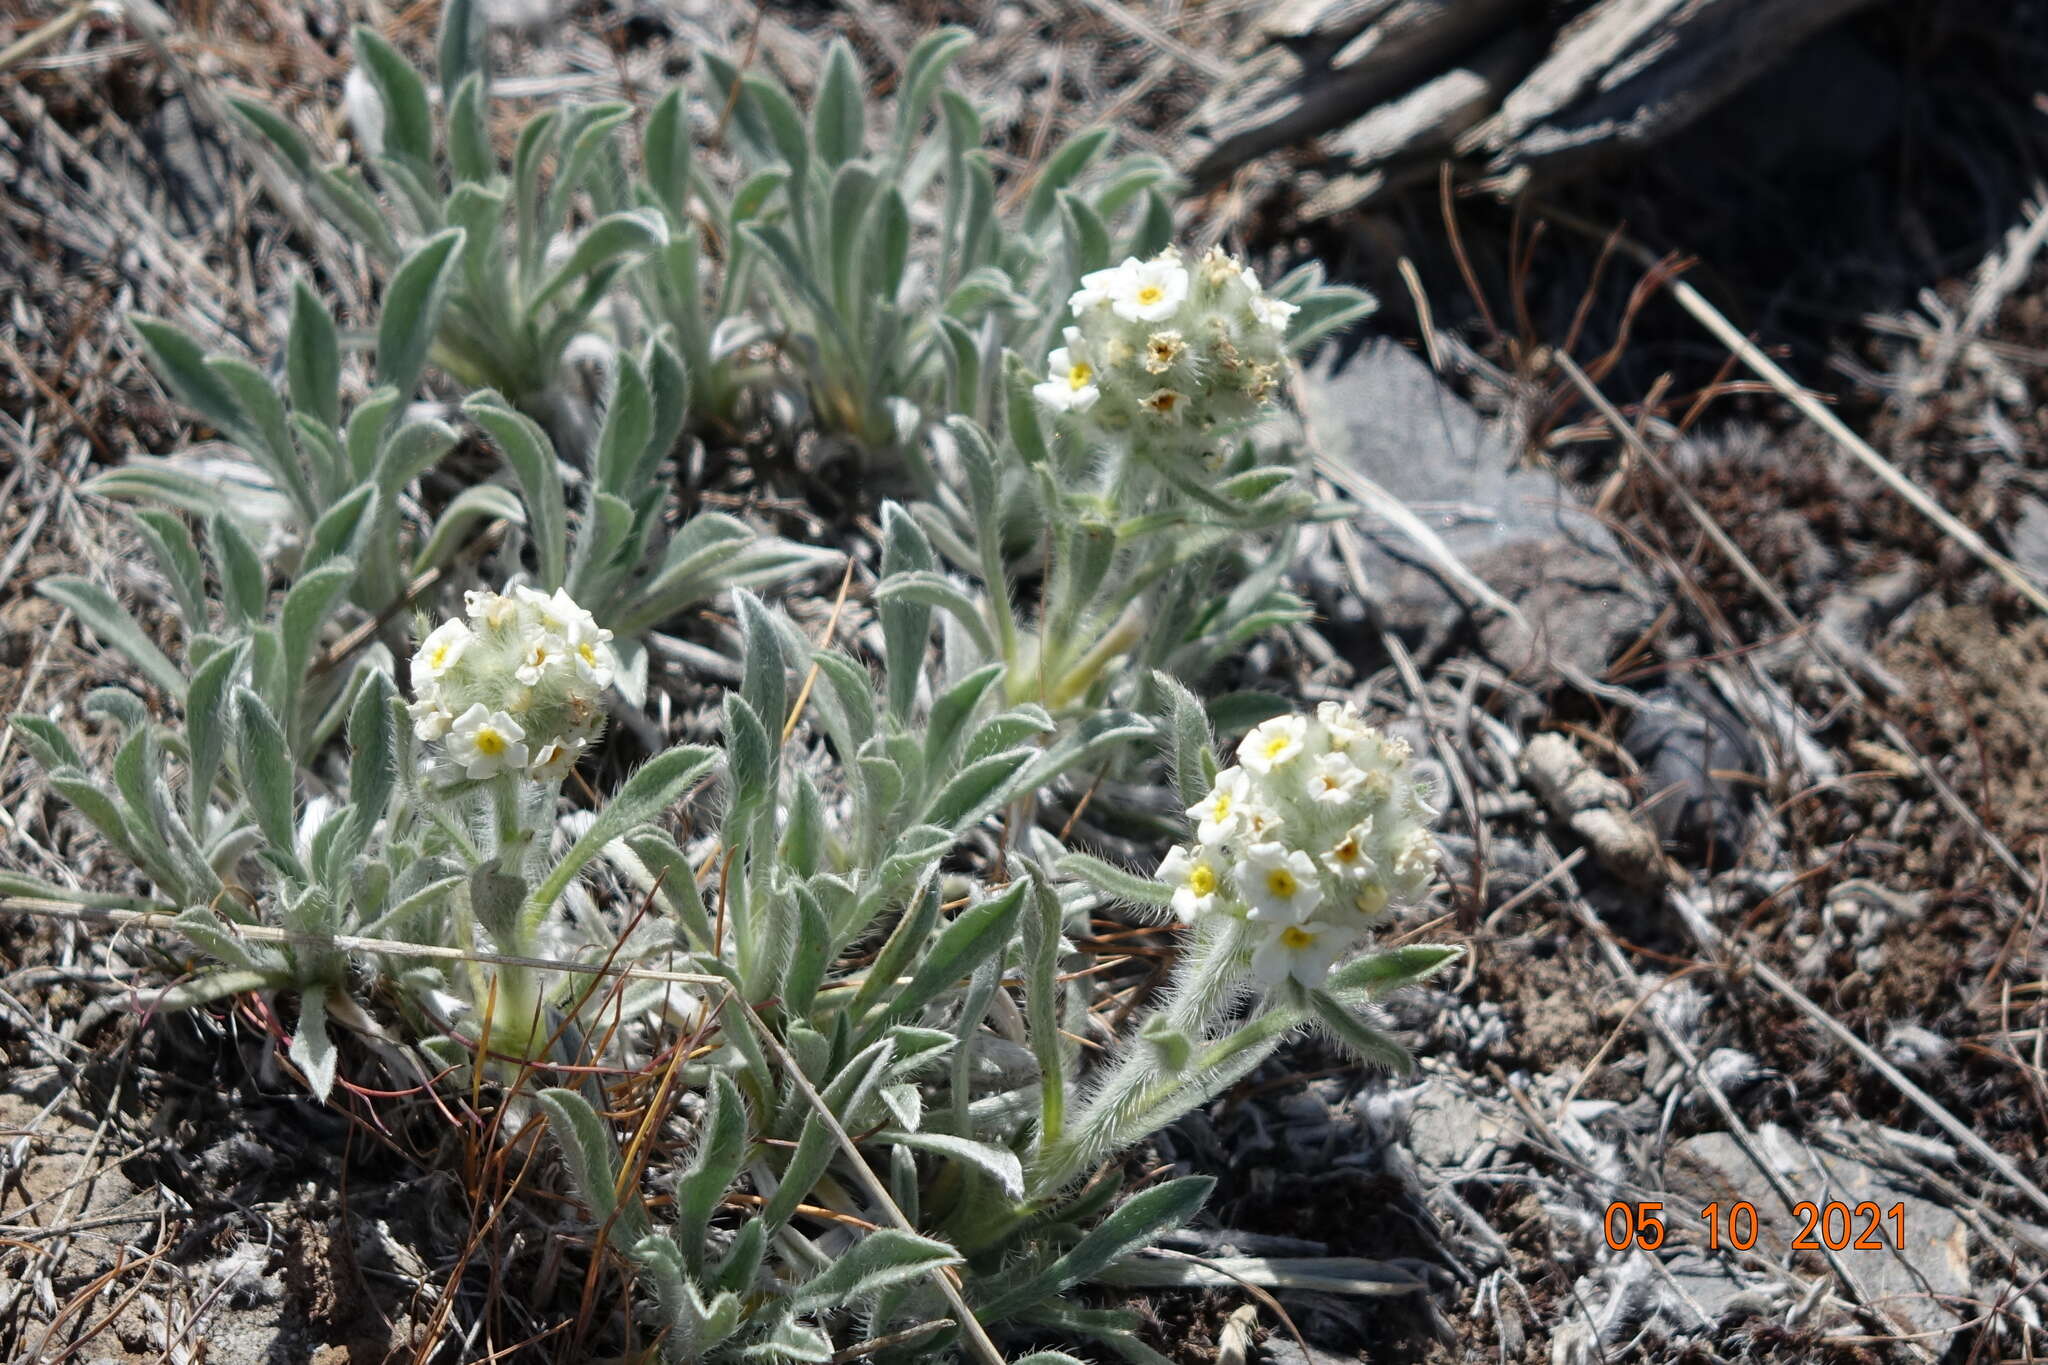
[1324,944,1463,999]
[980,1176,1214,1321]
[286,279,341,430]
[790,1229,959,1312]
[351,26,433,166]
[464,392,566,589]
[535,1087,645,1241]
[38,577,186,699]
[232,686,298,868]
[289,989,339,1101]
[874,1129,1024,1202]
[1307,991,1415,1073]
[377,228,465,398]
[523,746,716,935]
[1056,852,1172,911]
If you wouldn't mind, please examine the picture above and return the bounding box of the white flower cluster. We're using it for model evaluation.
[408,586,617,783]
[1032,246,1298,434]
[1158,702,1440,990]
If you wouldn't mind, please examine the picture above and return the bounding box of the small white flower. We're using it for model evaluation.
[1033,346,1101,413]
[1069,260,1133,315]
[1239,841,1324,923]
[1249,918,1352,989]
[1315,700,1372,750]
[1158,844,1225,923]
[1320,819,1376,882]
[1110,256,1189,323]
[529,738,585,783]
[1188,767,1253,845]
[409,698,453,742]
[1249,293,1299,336]
[1240,715,1308,775]
[445,704,530,780]
[1305,752,1363,805]
[514,630,567,686]
[1389,827,1440,897]
[413,620,471,687]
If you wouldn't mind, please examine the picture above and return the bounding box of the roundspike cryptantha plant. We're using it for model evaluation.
[1039,694,1459,1199]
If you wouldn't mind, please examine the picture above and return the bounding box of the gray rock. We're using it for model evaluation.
[1665,1124,1971,1349]
[1299,340,1654,680]
[1405,1080,1515,1168]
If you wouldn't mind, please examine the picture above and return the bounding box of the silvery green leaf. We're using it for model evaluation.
[1057,190,1110,277]
[350,26,433,167]
[780,771,826,879]
[37,577,185,699]
[826,162,880,312]
[610,634,649,710]
[812,39,866,168]
[148,969,277,1014]
[280,557,355,698]
[959,707,1055,771]
[1018,865,1068,1152]
[738,1320,831,1364]
[289,988,339,1101]
[312,164,402,263]
[923,661,1004,774]
[1056,852,1172,911]
[890,26,973,172]
[376,417,460,498]
[1153,671,1218,810]
[1325,944,1463,999]
[512,107,563,282]
[207,513,267,628]
[286,279,341,430]
[722,597,782,740]
[1284,283,1380,352]
[738,75,808,181]
[226,98,313,176]
[291,413,349,505]
[377,228,465,399]
[1023,127,1113,236]
[761,1037,894,1231]
[463,391,566,589]
[1131,186,1174,258]
[342,671,395,851]
[846,879,941,1019]
[8,714,82,773]
[806,649,876,757]
[171,906,278,972]
[130,315,248,440]
[922,747,1030,834]
[436,0,482,104]
[622,831,713,951]
[185,642,243,830]
[535,1086,646,1242]
[879,1129,1023,1202]
[676,1069,747,1272]
[233,686,298,870]
[864,878,1027,1038]
[979,1176,1213,1321]
[874,570,995,658]
[46,769,154,880]
[344,387,402,482]
[523,745,717,936]
[643,88,692,224]
[720,693,773,815]
[790,1228,959,1313]
[411,483,523,577]
[529,210,665,314]
[1011,1355,1089,1365]
[131,508,206,630]
[446,72,493,184]
[878,503,935,721]
[1307,991,1415,1073]
[304,484,373,571]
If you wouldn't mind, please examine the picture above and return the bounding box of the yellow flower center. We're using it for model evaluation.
[474,728,506,757]
[578,642,600,666]
[1265,867,1298,899]
[1280,925,1315,949]
[1263,734,1292,761]
[427,642,451,669]
[1331,837,1360,865]
[1066,361,1093,389]
[1355,884,1389,915]
[1211,792,1232,820]
[1137,284,1164,306]
[1188,864,1216,896]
